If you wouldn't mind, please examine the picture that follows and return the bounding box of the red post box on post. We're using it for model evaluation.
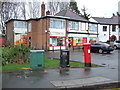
[83,43,91,67]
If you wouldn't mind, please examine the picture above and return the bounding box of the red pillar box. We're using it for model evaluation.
[83,43,91,67]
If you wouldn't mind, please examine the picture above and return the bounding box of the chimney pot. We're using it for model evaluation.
[46,10,50,16]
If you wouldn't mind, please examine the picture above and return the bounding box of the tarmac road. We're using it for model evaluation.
[46,49,119,69]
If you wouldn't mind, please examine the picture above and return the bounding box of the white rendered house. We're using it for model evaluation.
[90,16,120,42]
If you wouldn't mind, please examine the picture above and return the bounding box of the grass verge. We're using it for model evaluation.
[2,57,101,71]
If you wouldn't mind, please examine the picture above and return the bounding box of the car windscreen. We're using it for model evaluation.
[116,41,120,43]
[101,43,110,46]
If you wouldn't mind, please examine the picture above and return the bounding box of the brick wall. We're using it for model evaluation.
[6,21,14,46]
[30,18,50,50]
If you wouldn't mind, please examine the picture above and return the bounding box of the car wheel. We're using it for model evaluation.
[99,49,103,54]
[107,51,110,54]
[114,45,117,49]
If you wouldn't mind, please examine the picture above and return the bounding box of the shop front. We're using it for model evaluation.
[49,36,66,50]
[14,33,28,45]
[68,37,87,48]
[67,34,88,48]
[49,28,66,50]
[68,34,98,48]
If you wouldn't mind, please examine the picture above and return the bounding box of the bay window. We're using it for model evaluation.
[14,21,27,28]
[68,21,78,30]
[50,18,66,29]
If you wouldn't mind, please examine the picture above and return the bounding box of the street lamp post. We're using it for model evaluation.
[87,23,90,43]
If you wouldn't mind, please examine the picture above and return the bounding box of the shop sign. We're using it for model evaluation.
[49,28,66,36]
[14,28,27,33]
[73,37,87,46]
[50,32,65,36]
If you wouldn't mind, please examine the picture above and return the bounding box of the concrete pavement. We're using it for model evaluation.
[2,67,119,89]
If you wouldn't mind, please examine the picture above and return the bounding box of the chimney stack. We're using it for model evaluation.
[41,1,45,16]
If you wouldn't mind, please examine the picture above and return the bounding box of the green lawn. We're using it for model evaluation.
[2,57,101,71]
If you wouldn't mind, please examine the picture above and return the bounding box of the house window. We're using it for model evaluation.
[89,24,97,32]
[112,25,116,32]
[28,23,31,32]
[81,23,86,30]
[68,21,78,30]
[103,26,107,31]
[14,21,27,28]
[50,19,66,29]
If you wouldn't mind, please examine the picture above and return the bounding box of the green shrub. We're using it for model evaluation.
[1,44,30,66]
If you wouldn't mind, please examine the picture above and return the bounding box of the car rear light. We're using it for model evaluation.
[106,46,109,48]
[106,46,112,48]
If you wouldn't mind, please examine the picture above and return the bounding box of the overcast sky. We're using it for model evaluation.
[45,0,119,17]
[76,0,119,18]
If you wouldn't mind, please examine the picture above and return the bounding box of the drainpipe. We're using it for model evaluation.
[87,22,90,43]
[45,18,48,51]
[66,20,69,50]
[109,25,111,41]
[97,24,99,42]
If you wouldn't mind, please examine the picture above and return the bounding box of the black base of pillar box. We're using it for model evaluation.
[85,63,91,67]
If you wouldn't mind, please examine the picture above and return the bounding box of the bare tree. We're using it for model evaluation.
[33,2,40,18]
[0,2,15,33]
[19,2,27,20]
[0,1,41,34]
[48,1,60,15]
[27,2,33,18]
[27,1,40,18]
[47,0,70,15]
[59,2,70,11]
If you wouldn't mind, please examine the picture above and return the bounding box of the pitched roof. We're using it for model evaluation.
[92,16,120,25]
[111,16,120,24]
[55,9,88,22]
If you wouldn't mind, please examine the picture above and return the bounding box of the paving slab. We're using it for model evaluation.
[50,77,112,88]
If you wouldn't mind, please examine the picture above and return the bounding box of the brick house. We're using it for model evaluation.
[6,2,98,50]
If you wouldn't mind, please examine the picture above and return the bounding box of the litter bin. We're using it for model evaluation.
[30,50,45,69]
[60,50,70,68]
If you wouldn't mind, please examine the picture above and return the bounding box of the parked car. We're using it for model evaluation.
[113,40,120,49]
[90,43,114,54]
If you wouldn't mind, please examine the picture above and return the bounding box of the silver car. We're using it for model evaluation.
[113,40,120,49]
